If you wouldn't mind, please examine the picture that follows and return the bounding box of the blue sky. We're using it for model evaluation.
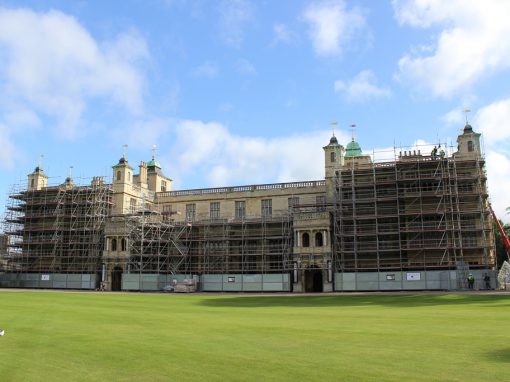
[0,0,509,222]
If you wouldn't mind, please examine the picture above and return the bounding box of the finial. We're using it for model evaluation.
[350,124,356,141]
[464,108,471,124]
[67,166,73,180]
[38,154,44,170]
[152,144,156,161]
[330,121,337,137]
[122,144,128,159]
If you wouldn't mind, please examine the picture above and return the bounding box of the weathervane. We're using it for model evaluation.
[152,144,157,161]
[330,121,337,137]
[350,124,356,140]
[122,144,128,159]
[464,108,471,124]
[38,154,44,170]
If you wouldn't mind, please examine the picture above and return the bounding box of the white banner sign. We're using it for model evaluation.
[406,272,421,281]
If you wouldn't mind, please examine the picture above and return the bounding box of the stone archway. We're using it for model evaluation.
[304,266,323,292]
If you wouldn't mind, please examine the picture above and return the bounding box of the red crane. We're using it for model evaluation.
[488,203,510,261]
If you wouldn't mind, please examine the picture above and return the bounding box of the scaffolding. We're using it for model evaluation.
[187,214,292,274]
[2,177,112,275]
[121,211,193,275]
[333,144,494,276]
[1,142,494,291]
[116,211,292,276]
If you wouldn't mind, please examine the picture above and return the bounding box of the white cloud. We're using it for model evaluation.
[334,70,391,102]
[475,99,510,146]
[272,24,297,46]
[0,8,149,138]
[486,151,510,223]
[394,0,510,97]
[218,0,254,47]
[4,106,41,130]
[168,119,349,187]
[473,99,510,223]
[442,108,465,127]
[302,0,366,57]
[124,118,173,150]
[370,139,439,163]
[192,61,219,78]
[234,58,256,75]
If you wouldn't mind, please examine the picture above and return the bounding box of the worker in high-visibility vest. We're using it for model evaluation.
[467,273,475,289]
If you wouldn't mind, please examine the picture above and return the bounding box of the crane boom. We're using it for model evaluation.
[488,203,510,260]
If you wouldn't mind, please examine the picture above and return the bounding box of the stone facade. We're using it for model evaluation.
[2,123,496,292]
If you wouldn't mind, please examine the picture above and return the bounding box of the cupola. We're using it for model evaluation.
[345,138,362,158]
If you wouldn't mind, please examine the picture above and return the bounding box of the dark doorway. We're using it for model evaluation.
[95,272,102,290]
[304,268,323,292]
[111,266,123,291]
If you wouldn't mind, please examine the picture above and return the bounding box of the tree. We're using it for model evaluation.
[494,219,510,268]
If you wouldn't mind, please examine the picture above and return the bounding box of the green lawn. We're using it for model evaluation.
[0,292,509,382]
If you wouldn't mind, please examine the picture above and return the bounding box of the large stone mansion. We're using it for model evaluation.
[1,122,496,291]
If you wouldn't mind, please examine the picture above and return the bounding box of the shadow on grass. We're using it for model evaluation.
[485,348,510,363]
[197,294,510,308]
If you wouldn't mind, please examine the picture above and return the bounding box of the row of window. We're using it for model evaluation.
[178,196,326,221]
[185,200,272,221]
[107,237,127,252]
[301,232,325,247]
[292,196,326,211]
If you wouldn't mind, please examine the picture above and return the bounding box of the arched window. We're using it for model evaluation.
[128,172,131,181]
[315,232,323,247]
[302,232,310,247]
[111,238,117,251]
[467,141,474,152]
[121,238,127,252]
[330,152,336,163]
[116,171,121,181]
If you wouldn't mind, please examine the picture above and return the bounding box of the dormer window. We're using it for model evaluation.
[467,141,474,152]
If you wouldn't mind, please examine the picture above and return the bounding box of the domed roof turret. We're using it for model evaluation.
[345,138,362,158]
[329,135,338,144]
[118,157,128,165]
[147,159,161,168]
[463,123,473,134]
[147,144,162,173]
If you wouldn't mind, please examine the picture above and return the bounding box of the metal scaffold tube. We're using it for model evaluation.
[332,142,494,278]
[1,177,112,278]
